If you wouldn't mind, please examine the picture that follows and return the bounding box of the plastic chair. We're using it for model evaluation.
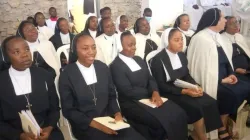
[56,44,70,66]
[145,50,161,75]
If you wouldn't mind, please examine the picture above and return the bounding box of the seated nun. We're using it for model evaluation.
[151,28,222,140]
[134,18,161,60]
[173,14,195,49]
[110,31,188,140]
[187,8,250,139]
[34,12,54,41]
[16,20,60,77]
[58,33,145,140]
[221,16,250,127]
[0,36,63,140]
[50,18,75,66]
[81,16,98,39]
[95,18,121,65]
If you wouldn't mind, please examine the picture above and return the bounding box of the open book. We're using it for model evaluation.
[93,116,130,131]
[139,97,168,108]
[174,79,198,90]
[19,110,40,136]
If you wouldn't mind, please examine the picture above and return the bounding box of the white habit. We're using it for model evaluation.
[37,26,54,40]
[46,19,57,33]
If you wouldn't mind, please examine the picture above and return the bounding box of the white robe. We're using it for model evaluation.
[135,32,161,59]
[221,32,250,58]
[187,28,233,100]
[46,19,57,33]
[95,33,120,66]
[27,40,61,76]
[37,26,54,40]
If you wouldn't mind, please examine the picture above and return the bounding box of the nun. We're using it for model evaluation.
[0,36,63,140]
[16,20,60,77]
[58,33,145,140]
[134,18,161,60]
[95,18,120,65]
[187,8,250,139]
[115,15,129,55]
[151,28,222,140]
[173,14,195,49]
[46,7,58,32]
[81,16,98,39]
[110,31,188,140]
[34,12,54,41]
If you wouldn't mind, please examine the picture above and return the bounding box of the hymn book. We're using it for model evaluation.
[93,116,130,131]
[139,97,168,108]
[174,79,198,90]
[18,110,41,136]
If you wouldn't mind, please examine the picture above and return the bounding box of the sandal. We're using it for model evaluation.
[218,129,232,140]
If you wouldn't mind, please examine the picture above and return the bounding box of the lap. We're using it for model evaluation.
[48,127,64,140]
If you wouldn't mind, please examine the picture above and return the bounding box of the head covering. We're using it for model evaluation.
[133,17,144,34]
[34,12,47,27]
[82,15,97,33]
[0,36,18,67]
[115,15,128,34]
[195,8,221,35]
[173,14,189,28]
[160,27,173,49]
[54,17,68,34]
[16,20,32,39]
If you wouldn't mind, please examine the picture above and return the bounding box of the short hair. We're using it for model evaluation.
[143,8,152,14]
[26,16,35,25]
[120,31,132,44]
[168,28,181,41]
[49,7,56,11]
[101,7,111,14]
[16,20,32,39]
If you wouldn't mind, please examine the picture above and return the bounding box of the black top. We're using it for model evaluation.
[49,33,75,50]
[232,43,250,70]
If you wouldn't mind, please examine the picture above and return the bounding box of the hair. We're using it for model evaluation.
[82,16,96,33]
[16,20,32,39]
[55,17,68,34]
[168,28,181,41]
[49,7,56,11]
[26,16,35,25]
[96,17,110,37]
[34,12,47,27]
[120,31,132,44]
[194,8,221,36]
[101,7,111,14]
[220,16,234,33]
[134,17,145,34]
[173,14,189,28]
[120,15,126,20]
[143,8,152,14]
[69,33,93,63]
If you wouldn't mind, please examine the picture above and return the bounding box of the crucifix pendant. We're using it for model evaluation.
[26,103,32,110]
[35,61,39,67]
[93,97,97,106]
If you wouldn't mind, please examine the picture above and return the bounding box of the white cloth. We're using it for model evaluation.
[9,66,31,96]
[160,28,187,52]
[199,0,216,6]
[46,19,57,33]
[166,49,182,70]
[187,28,233,99]
[178,27,195,50]
[60,32,70,45]
[37,26,54,40]
[88,29,97,39]
[184,0,197,7]
[232,0,250,21]
[183,6,204,30]
[26,40,61,76]
[221,32,250,58]
[76,61,97,85]
[95,33,120,65]
[119,53,141,72]
[135,33,161,59]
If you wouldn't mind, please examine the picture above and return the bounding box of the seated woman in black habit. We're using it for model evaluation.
[151,28,223,140]
[59,33,145,140]
[81,16,98,39]
[16,20,60,78]
[0,36,63,140]
[110,31,188,140]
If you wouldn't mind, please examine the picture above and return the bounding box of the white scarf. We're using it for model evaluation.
[119,53,141,72]
[76,61,97,85]
[60,32,70,45]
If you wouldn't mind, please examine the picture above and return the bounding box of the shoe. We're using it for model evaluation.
[246,117,250,127]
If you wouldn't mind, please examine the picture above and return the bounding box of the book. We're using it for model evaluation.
[139,97,168,108]
[174,79,198,90]
[93,116,130,131]
[18,110,40,136]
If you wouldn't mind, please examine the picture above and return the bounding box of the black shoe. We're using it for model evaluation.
[246,117,250,127]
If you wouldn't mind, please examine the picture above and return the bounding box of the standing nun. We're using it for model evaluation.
[59,33,145,140]
[0,36,63,140]
[81,16,98,39]
[134,18,161,60]
[95,18,120,65]
[110,31,188,140]
[151,28,223,140]
[187,8,250,139]
[173,14,195,51]
[16,20,60,78]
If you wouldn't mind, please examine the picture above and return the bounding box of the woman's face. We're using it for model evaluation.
[89,17,98,31]
[179,15,190,31]
[103,19,115,36]
[120,16,128,30]
[216,12,227,32]
[121,35,136,57]
[226,17,240,34]
[22,23,38,42]
[168,31,183,53]
[7,38,32,71]
[36,14,45,27]
[139,18,150,35]
[59,19,69,34]
[76,36,96,67]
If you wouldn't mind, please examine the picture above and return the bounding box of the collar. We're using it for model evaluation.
[50,17,58,21]
[9,66,30,76]
[60,32,69,37]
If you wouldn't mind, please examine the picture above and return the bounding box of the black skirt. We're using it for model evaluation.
[163,93,222,132]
